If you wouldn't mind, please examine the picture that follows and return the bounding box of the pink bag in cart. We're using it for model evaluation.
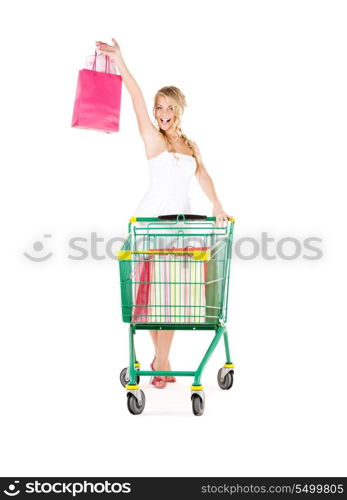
[71,51,122,133]
[132,256,154,323]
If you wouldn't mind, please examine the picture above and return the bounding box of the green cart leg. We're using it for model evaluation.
[126,324,146,415]
[128,325,138,385]
[223,327,233,365]
[190,325,226,416]
[192,324,226,387]
[119,325,140,388]
[217,326,234,390]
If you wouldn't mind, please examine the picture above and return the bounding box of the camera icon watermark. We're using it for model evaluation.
[23,234,53,262]
[4,480,20,496]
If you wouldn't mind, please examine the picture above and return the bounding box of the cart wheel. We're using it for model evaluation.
[191,394,205,416]
[217,368,234,390]
[127,391,146,415]
[120,367,140,388]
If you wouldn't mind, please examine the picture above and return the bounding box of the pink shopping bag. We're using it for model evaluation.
[132,257,154,322]
[71,51,122,133]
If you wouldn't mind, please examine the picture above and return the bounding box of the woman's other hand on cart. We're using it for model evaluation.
[213,202,231,225]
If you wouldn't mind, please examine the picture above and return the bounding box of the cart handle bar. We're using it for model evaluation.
[117,249,211,261]
[129,215,235,224]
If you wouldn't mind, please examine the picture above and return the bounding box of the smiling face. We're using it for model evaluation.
[154,95,177,132]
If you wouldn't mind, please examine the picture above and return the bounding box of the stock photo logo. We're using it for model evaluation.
[23,234,53,262]
[233,233,323,260]
[2,480,131,496]
[23,232,323,262]
[3,480,20,496]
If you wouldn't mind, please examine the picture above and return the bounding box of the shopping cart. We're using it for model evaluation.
[117,214,235,416]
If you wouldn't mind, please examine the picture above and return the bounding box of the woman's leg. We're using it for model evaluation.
[165,358,176,382]
[149,330,158,351]
[149,330,158,366]
[155,330,175,371]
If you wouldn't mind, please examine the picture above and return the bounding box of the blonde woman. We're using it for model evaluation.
[96,38,231,389]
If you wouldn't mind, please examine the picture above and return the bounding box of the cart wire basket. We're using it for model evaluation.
[117,214,235,415]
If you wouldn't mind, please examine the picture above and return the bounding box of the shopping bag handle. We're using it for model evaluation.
[158,214,207,221]
[92,50,113,73]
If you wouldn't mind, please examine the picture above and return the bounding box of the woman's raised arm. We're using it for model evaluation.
[95,39,155,139]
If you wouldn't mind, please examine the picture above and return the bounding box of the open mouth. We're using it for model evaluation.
[160,118,171,124]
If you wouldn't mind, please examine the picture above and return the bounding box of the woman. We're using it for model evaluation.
[96,38,231,389]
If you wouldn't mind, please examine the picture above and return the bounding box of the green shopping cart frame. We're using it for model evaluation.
[117,214,235,416]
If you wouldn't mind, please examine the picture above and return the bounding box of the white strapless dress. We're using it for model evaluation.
[133,150,196,217]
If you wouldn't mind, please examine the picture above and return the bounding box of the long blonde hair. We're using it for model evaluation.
[153,86,202,175]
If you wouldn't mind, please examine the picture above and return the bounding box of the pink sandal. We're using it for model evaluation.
[151,356,176,383]
[150,376,167,389]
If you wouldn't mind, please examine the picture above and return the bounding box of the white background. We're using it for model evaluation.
[0,0,346,477]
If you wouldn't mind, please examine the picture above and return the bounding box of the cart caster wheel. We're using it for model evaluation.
[191,394,205,416]
[127,390,146,415]
[217,368,234,390]
[120,367,140,388]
